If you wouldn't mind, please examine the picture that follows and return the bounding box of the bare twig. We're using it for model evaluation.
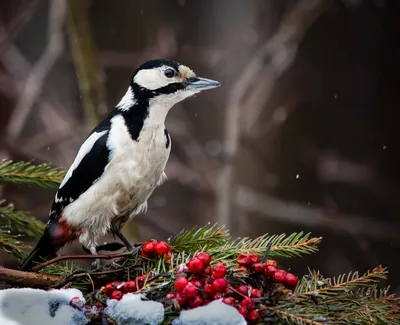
[217,0,327,231]
[0,266,60,288]
[6,0,67,141]
[32,251,133,272]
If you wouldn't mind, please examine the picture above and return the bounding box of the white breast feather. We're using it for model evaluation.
[62,113,171,250]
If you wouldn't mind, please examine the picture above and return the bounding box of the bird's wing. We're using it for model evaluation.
[48,129,111,220]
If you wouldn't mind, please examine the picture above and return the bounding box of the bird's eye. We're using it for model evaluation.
[164,69,176,78]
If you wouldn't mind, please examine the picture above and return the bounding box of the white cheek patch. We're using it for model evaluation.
[133,66,182,90]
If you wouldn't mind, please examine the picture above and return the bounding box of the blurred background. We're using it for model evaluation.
[0,0,399,293]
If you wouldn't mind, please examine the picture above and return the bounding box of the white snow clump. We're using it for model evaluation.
[0,287,88,325]
[105,293,164,325]
[172,300,247,325]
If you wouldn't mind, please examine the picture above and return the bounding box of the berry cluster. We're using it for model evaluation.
[101,274,150,300]
[163,253,299,323]
[141,239,172,259]
[165,252,228,309]
[237,254,299,290]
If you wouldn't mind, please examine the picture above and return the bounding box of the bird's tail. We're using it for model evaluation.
[20,231,56,271]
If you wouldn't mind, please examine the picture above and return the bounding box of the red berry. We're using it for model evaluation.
[265,259,278,267]
[247,309,259,321]
[155,241,171,255]
[102,284,114,296]
[188,258,205,274]
[182,283,198,299]
[284,273,299,289]
[250,288,261,298]
[203,284,215,297]
[69,297,84,310]
[174,277,189,293]
[264,265,278,278]
[249,254,260,264]
[176,294,187,307]
[123,280,137,293]
[166,292,176,299]
[189,295,204,308]
[111,281,121,290]
[93,302,104,313]
[191,280,202,288]
[236,285,251,297]
[203,265,211,276]
[141,239,157,257]
[240,297,255,310]
[211,262,227,279]
[69,296,80,304]
[111,290,124,300]
[237,306,248,318]
[252,263,266,275]
[273,270,286,283]
[197,252,211,266]
[212,278,228,293]
[136,275,148,288]
[222,297,236,306]
[236,254,252,267]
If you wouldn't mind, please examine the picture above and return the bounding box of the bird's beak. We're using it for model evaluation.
[186,76,221,90]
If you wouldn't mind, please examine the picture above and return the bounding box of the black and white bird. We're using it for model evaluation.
[20,59,220,271]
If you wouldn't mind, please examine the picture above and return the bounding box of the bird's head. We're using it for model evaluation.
[117,59,220,112]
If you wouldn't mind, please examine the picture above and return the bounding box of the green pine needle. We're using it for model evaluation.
[296,265,388,297]
[0,160,65,188]
[0,229,25,258]
[168,223,229,253]
[209,232,321,265]
[0,200,45,238]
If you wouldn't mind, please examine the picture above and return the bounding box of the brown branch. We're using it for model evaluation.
[32,251,133,272]
[0,267,60,288]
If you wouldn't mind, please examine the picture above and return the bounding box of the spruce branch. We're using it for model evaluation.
[168,223,229,253]
[296,265,388,297]
[209,232,321,265]
[0,159,65,188]
[0,200,45,237]
[0,229,25,258]
[267,307,324,325]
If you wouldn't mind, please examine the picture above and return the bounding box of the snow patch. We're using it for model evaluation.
[0,288,88,325]
[106,293,164,325]
[172,300,247,325]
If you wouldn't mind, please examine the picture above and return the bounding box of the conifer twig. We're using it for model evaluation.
[0,230,25,258]
[296,265,388,296]
[0,160,65,188]
[169,223,229,252]
[0,199,45,237]
[210,232,321,265]
[267,307,324,325]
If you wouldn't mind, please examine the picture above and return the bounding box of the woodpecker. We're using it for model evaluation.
[20,59,220,271]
